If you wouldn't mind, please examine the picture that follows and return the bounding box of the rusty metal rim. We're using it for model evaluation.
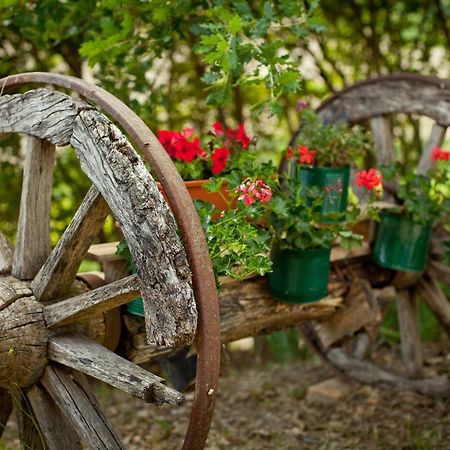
[0,72,220,450]
[317,72,450,113]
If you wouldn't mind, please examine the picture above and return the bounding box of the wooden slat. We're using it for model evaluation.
[0,232,13,274]
[0,387,12,438]
[370,116,396,165]
[44,275,139,327]
[27,384,83,450]
[427,260,450,286]
[16,393,46,450]
[419,277,450,338]
[417,123,447,175]
[396,290,423,377]
[32,186,109,301]
[12,137,55,280]
[48,335,184,405]
[41,366,124,450]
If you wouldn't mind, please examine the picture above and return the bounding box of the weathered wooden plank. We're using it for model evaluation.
[0,88,87,146]
[396,290,423,377]
[32,186,109,301]
[41,366,124,450]
[27,384,83,450]
[44,275,139,327]
[417,124,447,175]
[318,76,450,126]
[0,387,12,438]
[0,232,13,274]
[71,108,196,346]
[48,335,184,405]
[12,137,55,280]
[370,116,396,165]
[16,393,46,450]
[419,277,450,338]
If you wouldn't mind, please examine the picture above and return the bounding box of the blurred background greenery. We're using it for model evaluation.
[1,0,449,358]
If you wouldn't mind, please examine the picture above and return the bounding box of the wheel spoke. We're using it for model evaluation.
[396,290,423,377]
[417,123,447,175]
[0,387,12,438]
[0,232,13,274]
[27,384,83,450]
[41,365,124,450]
[12,136,55,280]
[370,115,396,165]
[31,186,109,301]
[48,335,184,405]
[428,260,450,285]
[16,391,46,450]
[44,275,139,327]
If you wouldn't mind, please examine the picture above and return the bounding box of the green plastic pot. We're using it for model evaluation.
[373,211,432,272]
[296,165,350,222]
[268,246,331,303]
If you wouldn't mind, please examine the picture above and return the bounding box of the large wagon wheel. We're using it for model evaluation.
[0,73,220,449]
[297,73,450,395]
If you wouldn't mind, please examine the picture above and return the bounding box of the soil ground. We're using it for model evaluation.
[2,343,450,450]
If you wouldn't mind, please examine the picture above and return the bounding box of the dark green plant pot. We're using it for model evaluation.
[373,211,432,272]
[296,165,350,222]
[127,297,144,317]
[268,246,331,303]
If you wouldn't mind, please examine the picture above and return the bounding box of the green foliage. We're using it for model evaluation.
[295,109,373,167]
[265,327,302,363]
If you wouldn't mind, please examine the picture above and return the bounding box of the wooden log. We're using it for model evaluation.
[0,387,12,438]
[327,348,450,397]
[0,232,12,274]
[123,277,344,364]
[48,335,184,405]
[418,277,450,338]
[0,276,32,311]
[41,366,125,450]
[417,124,447,175]
[71,108,196,346]
[12,137,55,280]
[370,116,396,165]
[32,186,110,302]
[396,290,423,377]
[0,296,47,389]
[17,393,46,450]
[27,384,83,450]
[0,88,84,146]
[44,275,139,327]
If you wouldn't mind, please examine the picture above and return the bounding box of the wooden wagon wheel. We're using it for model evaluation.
[0,73,220,449]
[296,73,450,396]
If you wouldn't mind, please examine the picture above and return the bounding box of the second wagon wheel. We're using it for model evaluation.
[0,72,220,449]
[296,73,450,396]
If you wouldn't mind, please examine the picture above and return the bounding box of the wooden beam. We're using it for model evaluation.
[41,366,124,450]
[0,232,12,274]
[370,116,396,165]
[44,275,139,327]
[12,137,55,280]
[396,290,423,377]
[32,186,109,301]
[417,124,447,175]
[48,335,184,405]
[27,384,83,450]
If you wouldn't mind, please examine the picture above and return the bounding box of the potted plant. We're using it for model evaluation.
[266,150,382,303]
[373,147,450,272]
[288,109,372,221]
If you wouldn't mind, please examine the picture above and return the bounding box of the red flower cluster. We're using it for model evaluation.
[286,144,316,165]
[355,168,383,194]
[235,179,272,205]
[431,147,450,161]
[211,122,251,149]
[211,147,230,175]
[158,128,205,162]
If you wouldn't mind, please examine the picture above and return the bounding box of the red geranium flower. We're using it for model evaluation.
[286,147,294,159]
[211,122,225,137]
[211,147,230,174]
[233,123,251,149]
[431,147,450,161]
[157,130,181,158]
[298,145,316,165]
[158,128,205,163]
[355,168,383,193]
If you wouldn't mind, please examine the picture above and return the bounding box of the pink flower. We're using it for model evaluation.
[211,122,225,136]
[296,100,308,112]
[431,147,450,161]
[355,168,383,193]
[211,147,230,174]
[298,145,316,165]
[234,179,272,205]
